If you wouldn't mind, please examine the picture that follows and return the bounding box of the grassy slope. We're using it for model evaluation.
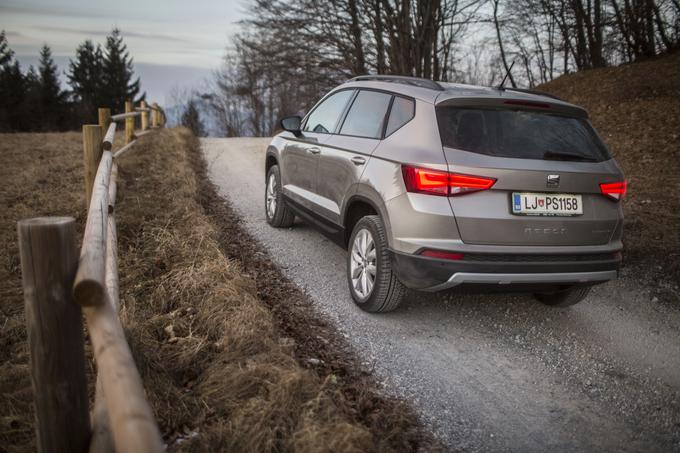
[0,129,436,451]
[538,51,680,290]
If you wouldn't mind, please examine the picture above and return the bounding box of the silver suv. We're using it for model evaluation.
[265,75,625,312]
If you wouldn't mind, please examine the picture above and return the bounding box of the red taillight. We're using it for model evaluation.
[401,166,449,195]
[402,165,496,196]
[600,181,627,201]
[420,249,465,260]
[449,173,496,195]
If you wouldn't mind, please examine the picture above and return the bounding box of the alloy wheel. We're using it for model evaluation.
[266,173,277,218]
[350,228,377,299]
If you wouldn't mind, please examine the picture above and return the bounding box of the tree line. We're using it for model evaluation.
[209,0,679,137]
[0,29,143,132]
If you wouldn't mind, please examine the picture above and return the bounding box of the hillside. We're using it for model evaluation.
[539,52,680,291]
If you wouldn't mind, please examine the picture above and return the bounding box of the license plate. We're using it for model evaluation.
[512,192,583,216]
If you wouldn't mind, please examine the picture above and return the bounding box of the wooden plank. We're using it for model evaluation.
[104,208,119,311]
[89,186,119,453]
[83,295,164,453]
[108,163,118,213]
[111,111,141,121]
[102,122,117,151]
[112,140,137,159]
[125,101,135,144]
[17,217,90,453]
[83,124,103,209]
[89,376,114,453]
[85,130,162,452]
[73,151,112,307]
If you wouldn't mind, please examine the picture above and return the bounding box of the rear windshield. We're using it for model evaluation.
[436,107,611,162]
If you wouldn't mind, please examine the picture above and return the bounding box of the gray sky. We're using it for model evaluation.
[1,0,246,104]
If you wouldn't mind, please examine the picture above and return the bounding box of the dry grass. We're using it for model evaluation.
[117,128,434,451]
[0,132,86,450]
[0,128,437,451]
[539,51,680,290]
[0,131,129,451]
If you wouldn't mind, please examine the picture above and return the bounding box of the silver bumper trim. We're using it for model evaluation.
[427,270,618,292]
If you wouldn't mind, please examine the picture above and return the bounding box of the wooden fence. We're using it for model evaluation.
[17,101,167,453]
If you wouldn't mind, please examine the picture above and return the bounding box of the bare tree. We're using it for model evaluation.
[492,0,516,87]
[208,0,679,136]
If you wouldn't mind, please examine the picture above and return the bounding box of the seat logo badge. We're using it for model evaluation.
[547,174,560,187]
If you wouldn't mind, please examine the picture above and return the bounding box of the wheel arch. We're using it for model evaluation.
[265,146,279,180]
[342,193,390,247]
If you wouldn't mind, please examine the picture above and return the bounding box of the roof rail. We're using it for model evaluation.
[501,87,565,101]
[349,75,445,91]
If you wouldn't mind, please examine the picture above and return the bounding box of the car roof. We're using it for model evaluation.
[336,76,587,117]
[338,79,443,103]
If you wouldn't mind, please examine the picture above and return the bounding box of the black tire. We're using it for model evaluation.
[346,215,406,313]
[265,165,295,228]
[534,285,591,307]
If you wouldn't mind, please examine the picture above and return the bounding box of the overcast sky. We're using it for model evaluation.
[1,0,246,105]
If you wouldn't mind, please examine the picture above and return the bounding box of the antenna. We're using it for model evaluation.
[498,61,515,90]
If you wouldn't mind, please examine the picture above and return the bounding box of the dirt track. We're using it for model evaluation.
[203,137,680,452]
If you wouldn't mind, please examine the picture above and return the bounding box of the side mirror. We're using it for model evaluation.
[280,116,302,137]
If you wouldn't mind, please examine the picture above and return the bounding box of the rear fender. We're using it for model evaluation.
[342,189,391,247]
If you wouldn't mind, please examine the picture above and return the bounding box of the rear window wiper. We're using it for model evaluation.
[543,151,597,162]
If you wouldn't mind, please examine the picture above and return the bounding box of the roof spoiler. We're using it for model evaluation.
[349,75,444,91]
[501,87,565,102]
[435,96,588,118]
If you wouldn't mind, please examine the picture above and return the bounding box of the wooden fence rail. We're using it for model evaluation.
[18,100,167,453]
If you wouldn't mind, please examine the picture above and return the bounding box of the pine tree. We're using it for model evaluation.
[21,66,43,130]
[102,29,144,112]
[68,40,104,121]
[181,99,206,137]
[0,30,13,67]
[0,31,29,131]
[37,45,67,130]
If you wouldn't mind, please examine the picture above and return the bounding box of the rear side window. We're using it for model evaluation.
[304,90,354,134]
[385,96,415,136]
[340,90,392,139]
[436,107,611,162]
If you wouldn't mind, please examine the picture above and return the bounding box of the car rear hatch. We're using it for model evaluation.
[435,95,625,246]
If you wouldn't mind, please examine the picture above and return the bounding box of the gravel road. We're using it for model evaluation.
[202,137,680,452]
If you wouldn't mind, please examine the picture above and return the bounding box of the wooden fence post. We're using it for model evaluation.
[98,108,111,135]
[83,124,103,208]
[125,101,134,144]
[17,217,90,453]
[140,101,148,131]
[151,103,159,128]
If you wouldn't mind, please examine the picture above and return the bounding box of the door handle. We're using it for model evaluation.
[351,156,366,165]
[308,147,321,154]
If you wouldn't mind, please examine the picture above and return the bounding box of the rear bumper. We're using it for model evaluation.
[389,249,621,291]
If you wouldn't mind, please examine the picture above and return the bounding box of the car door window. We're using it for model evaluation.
[303,90,354,134]
[339,90,392,139]
[385,96,415,136]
